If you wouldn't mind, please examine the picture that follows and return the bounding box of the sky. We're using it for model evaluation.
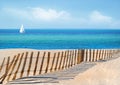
[0,0,120,29]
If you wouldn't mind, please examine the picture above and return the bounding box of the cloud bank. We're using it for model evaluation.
[3,7,70,21]
[2,7,120,28]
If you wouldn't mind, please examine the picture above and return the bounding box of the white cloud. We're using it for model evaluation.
[2,7,70,21]
[89,10,112,24]
[31,8,70,21]
[2,7,120,28]
[75,10,114,28]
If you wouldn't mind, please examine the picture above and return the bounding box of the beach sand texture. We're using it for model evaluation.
[0,49,120,84]
[0,49,84,84]
[61,53,120,85]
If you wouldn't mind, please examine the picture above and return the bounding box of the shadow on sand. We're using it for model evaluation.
[8,62,96,84]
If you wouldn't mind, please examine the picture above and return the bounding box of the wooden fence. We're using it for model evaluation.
[0,49,119,84]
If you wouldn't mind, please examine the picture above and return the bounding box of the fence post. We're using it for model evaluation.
[77,50,84,64]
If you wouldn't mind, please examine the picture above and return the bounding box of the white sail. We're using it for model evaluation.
[19,24,25,33]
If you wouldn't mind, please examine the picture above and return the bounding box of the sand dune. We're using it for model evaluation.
[61,54,120,85]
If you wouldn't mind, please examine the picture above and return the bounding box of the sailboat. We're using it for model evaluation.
[19,24,25,33]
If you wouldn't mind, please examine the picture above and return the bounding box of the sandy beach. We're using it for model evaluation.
[0,49,120,85]
[0,49,72,84]
[61,53,120,85]
[0,49,67,59]
[0,49,67,67]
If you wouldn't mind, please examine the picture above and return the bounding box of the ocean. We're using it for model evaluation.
[0,29,120,49]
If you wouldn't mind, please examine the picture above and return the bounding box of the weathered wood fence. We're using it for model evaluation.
[0,49,119,84]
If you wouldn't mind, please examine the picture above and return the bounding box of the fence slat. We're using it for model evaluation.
[39,52,46,74]
[0,55,16,82]
[0,58,5,72]
[45,52,50,73]
[85,49,87,62]
[54,52,60,71]
[77,50,80,64]
[71,50,74,66]
[27,52,33,76]
[1,57,10,83]
[20,52,28,78]
[62,51,67,69]
[65,51,69,68]
[12,53,24,80]
[74,50,77,64]
[80,50,84,63]
[58,52,64,70]
[33,51,40,75]
[89,49,92,62]
[68,51,72,68]
[7,54,20,81]
[92,49,94,61]
[50,53,56,72]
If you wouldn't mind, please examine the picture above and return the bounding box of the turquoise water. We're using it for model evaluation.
[0,29,120,49]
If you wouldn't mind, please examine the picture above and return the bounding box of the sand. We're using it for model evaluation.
[61,53,120,85]
[0,49,67,63]
[0,49,69,84]
[0,49,120,85]
[0,49,67,58]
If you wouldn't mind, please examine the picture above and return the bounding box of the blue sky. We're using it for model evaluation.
[0,0,120,29]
